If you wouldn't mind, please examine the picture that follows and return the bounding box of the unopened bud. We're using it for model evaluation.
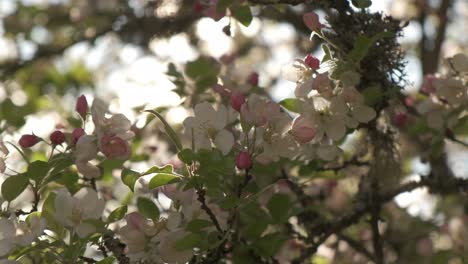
[230,92,246,112]
[72,128,85,144]
[50,130,65,145]
[76,95,88,119]
[19,134,40,148]
[247,72,259,86]
[304,54,320,70]
[392,112,408,127]
[236,151,252,170]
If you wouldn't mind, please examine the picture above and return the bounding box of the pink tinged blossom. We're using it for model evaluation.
[247,72,259,86]
[303,12,323,32]
[71,128,85,144]
[75,95,88,119]
[420,74,436,95]
[19,134,40,148]
[100,134,131,160]
[49,130,65,145]
[290,116,316,144]
[304,54,320,70]
[392,112,408,127]
[230,92,246,112]
[236,151,253,170]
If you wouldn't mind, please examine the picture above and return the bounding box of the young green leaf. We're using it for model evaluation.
[231,6,253,27]
[144,110,183,151]
[1,174,29,202]
[121,169,141,192]
[107,205,128,223]
[279,98,303,113]
[148,173,181,189]
[137,197,160,221]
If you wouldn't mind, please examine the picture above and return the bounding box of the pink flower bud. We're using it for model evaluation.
[100,134,131,160]
[19,134,40,148]
[193,1,204,12]
[76,95,88,119]
[212,84,230,97]
[126,212,146,231]
[72,128,85,144]
[290,116,316,143]
[304,54,320,70]
[247,72,259,86]
[49,130,65,145]
[230,92,246,112]
[303,12,323,32]
[392,112,408,127]
[236,151,252,170]
[420,74,436,95]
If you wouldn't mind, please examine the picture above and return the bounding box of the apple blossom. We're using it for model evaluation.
[100,133,131,160]
[54,188,105,238]
[0,142,8,173]
[451,53,468,73]
[183,102,234,155]
[0,218,16,256]
[290,115,317,144]
[18,134,40,148]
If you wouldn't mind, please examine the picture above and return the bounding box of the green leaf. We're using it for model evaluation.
[217,0,234,12]
[27,160,49,183]
[321,44,332,62]
[253,233,285,257]
[174,233,203,251]
[148,173,181,189]
[279,98,302,113]
[178,148,195,164]
[96,257,116,264]
[186,219,213,233]
[121,169,141,192]
[267,193,290,223]
[231,5,253,27]
[352,0,372,8]
[144,110,183,151]
[137,197,160,220]
[348,31,394,62]
[142,164,174,176]
[362,85,383,106]
[107,205,128,223]
[1,175,29,202]
[185,58,213,79]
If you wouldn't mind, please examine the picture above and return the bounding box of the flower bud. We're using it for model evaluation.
[49,130,65,145]
[290,116,316,143]
[247,72,259,86]
[392,112,408,127]
[236,151,252,170]
[303,12,323,32]
[304,54,320,70]
[230,92,246,112]
[72,128,85,144]
[420,74,436,95]
[100,134,131,160]
[19,134,40,148]
[76,95,88,119]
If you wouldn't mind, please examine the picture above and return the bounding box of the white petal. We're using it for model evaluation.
[74,188,104,220]
[75,135,98,161]
[54,189,74,226]
[213,129,234,155]
[194,102,217,124]
[452,53,468,73]
[324,117,346,141]
[76,161,100,179]
[295,78,313,98]
[214,104,228,130]
[282,63,303,82]
[75,223,95,238]
[352,105,376,123]
[317,145,341,161]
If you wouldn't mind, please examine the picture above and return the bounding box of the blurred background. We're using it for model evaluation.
[0,0,467,263]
